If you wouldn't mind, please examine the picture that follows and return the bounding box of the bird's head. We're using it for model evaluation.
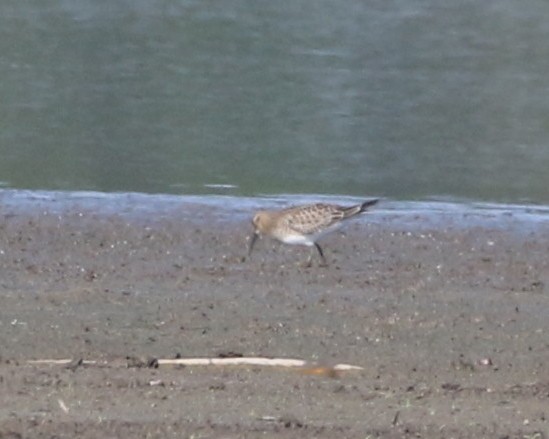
[248,211,273,256]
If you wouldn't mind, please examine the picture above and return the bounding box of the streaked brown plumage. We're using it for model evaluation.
[248,199,378,265]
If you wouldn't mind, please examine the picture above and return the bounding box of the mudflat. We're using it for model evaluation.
[1,194,548,438]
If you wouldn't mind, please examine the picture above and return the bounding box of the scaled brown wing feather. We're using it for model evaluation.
[284,204,345,235]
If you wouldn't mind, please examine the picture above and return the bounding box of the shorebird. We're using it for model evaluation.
[248,199,379,265]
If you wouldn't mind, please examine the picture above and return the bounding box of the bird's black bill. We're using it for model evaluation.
[248,232,259,256]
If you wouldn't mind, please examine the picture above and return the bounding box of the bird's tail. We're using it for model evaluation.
[358,198,379,213]
[342,199,379,218]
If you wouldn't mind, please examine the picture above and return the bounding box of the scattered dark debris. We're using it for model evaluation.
[217,351,244,358]
[125,356,159,369]
[65,358,84,372]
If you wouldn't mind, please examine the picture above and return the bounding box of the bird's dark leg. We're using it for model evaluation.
[314,242,327,266]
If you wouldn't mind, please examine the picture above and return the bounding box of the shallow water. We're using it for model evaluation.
[1,1,549,203]
[2,189,548,235]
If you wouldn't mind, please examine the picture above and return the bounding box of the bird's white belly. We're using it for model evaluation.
[276,223,342,246]
[279,234,314,246]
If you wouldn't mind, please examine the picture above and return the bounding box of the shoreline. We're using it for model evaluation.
[2,187,549,225]
[1,189,548,437]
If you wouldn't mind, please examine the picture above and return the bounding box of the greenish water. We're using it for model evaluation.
[1,1,549,204]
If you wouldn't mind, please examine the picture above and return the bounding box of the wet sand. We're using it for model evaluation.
[1,193,548,438]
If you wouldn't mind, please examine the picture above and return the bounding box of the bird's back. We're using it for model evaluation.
[283,203,349,235]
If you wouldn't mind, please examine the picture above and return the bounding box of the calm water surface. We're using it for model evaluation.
[1,1,549,204]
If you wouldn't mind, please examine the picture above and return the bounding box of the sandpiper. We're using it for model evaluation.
[248,199,379,265]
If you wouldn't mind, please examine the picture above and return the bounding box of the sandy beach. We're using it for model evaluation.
[1,192,548,438]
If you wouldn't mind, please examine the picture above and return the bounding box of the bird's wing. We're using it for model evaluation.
[284,204,345,235]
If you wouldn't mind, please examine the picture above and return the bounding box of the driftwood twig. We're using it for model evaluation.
[27,356,363,375]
